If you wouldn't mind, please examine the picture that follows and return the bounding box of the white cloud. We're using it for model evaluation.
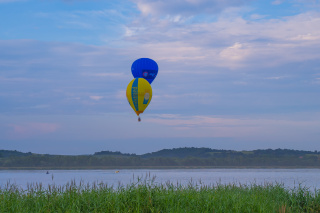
[89,96,103,101]
[122,10,320,69]
[124,26,135,37]
[219,42,249,61]
[291,33,320,41]
[132,0,250,16]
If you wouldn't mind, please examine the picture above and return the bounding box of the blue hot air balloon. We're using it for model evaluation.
[131,58,158,84]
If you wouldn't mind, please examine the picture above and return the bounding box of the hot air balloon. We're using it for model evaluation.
[131,58,158,84]
[126,78,152,121]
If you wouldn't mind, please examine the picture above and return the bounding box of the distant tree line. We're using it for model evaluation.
[0,148,319,169]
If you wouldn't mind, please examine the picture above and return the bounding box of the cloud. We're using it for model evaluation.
[132,0,251,16]
[144,113,320,140]
[123,10,320,69]
[0,39,136,115]
[89,96,103,101]
[313,77,320,84]
[264,76,288,80]
[250,14,268,20]
[7,122,59,139]
[290,33,320,41]
[271,0,283,5]
[0,31,319,119]
[83,72,129,78]
[219,42,249,61]
[115,90,127,100]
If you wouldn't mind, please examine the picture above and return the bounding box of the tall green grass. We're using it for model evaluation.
[1,173,320,212]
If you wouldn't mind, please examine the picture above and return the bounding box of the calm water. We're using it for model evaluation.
[1,169,320,191]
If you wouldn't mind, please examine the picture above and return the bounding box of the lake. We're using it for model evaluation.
[1,169,320,191]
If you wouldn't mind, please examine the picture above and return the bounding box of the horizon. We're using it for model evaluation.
[2,146,319,156]
[1,0,320,155]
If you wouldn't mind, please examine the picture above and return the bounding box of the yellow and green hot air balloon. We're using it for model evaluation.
[126,78,152,121]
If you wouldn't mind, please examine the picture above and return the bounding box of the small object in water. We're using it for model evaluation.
[115,170,120,173]
[138,116,141,122]
[46,171,49,174]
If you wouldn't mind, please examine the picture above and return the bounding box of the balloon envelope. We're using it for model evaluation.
[131,58,158,84]
[126,78,152,116]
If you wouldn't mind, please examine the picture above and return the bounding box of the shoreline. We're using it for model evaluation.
[1,166,320,170]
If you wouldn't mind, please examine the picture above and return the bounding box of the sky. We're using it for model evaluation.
[0,0,320,155]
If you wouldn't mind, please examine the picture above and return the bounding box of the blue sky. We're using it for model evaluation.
[0,0,320,155]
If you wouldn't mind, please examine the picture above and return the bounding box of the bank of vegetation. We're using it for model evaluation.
[1,148,320,169]
[1,174,320,212]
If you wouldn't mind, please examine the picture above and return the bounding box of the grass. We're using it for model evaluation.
[1,174,320,212]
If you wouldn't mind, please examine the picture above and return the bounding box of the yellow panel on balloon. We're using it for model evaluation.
[126,78,152,116]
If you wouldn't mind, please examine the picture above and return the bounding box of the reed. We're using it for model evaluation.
[1,173,319,212]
